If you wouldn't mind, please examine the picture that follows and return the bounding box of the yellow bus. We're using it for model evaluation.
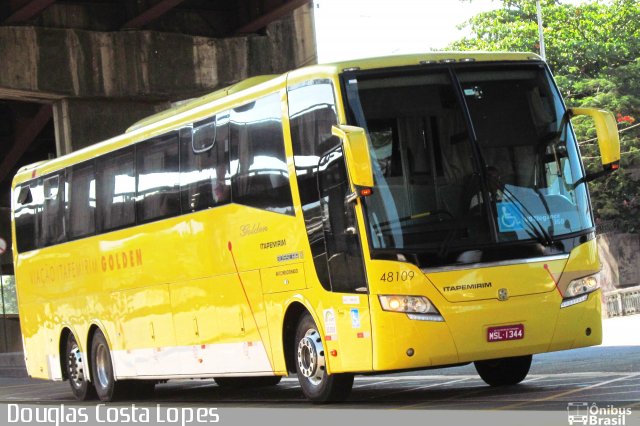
[11,52,620,403]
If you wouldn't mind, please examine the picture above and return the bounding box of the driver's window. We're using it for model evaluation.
[543,142,573,200]
[318,147,366,293]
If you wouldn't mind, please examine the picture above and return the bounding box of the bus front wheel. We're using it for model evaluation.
[65,333,96,400]
[294,313,354,403]
[474,355,532,386]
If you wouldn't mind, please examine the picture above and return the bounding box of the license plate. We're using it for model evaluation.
[487,324,524,342]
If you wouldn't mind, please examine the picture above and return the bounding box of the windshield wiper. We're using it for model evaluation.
[532,185,554,239]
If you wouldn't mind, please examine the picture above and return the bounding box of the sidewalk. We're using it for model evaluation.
[0,352,26,377]
[601,314,640,346]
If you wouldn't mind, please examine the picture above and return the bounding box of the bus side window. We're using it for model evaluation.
[40,174,66,247]
[13,182,39,252]
[180,113,230,212]
[230,93,293,215]
[67,162,96,240]
[136,132,181,223]
[97,147,136,232]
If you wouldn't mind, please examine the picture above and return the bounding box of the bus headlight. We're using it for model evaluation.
[378,295,442,317]
[565,274,600,298]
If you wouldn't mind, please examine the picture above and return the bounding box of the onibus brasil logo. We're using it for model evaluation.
[567,402,632,425]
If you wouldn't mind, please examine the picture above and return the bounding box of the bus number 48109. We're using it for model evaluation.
[380,271,415,282]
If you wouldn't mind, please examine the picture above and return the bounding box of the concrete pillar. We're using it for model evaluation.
[0,207,12,260]
[52,98,169,154]
[0,207,19,355]
[0,208,10,273]
[291,2,317,66]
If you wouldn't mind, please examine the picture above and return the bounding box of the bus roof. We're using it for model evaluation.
[125,75,279,133]
[13,51,541,186]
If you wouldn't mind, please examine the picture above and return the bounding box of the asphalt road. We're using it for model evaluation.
[0,316,638,426]
[1,346,638,409]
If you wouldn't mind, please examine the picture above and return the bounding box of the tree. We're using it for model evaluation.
[0,275,17,314]
[450,0,640,231]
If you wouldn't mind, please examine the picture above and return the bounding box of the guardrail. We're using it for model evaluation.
[604,285,640,317]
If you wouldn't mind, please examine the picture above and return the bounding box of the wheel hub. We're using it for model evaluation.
[297,329,325,386]
[68,345,85,388]
[95,343,110,389]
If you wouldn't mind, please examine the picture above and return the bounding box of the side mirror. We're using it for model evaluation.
[569,107,620,171]
[331,125,374,188]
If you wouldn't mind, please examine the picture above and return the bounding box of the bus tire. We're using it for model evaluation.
[294,313,354,403]
[90,329,129,401]
[214,376,282,388]
[474,355,532,386]
[65,333,96,400]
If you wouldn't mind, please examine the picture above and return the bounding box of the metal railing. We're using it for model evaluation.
[604,285,640,317]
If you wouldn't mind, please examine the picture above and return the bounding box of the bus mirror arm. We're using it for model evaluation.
[345,192,359,204]
[570,167,616,190]
[331,125,375,189]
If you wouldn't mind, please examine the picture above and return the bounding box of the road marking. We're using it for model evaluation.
[359,375,478,381]
[396,386,492,410]
[354,378,401,389]
[495,373,640,410]
[0,387,76,398]
[373,377,471,402]
[521,375,547,384]
[525,372,627,382]
[0,383,65,390]
[584,390,640,398]
[597,382,640,390]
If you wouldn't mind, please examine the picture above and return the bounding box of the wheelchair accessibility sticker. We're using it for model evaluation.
[497,202,525,232]
[497,201,564,233]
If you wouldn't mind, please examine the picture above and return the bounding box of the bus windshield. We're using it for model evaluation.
[345,64,593,266]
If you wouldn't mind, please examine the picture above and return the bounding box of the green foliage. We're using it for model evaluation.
[450,0,640,232]
[0,275,17,315]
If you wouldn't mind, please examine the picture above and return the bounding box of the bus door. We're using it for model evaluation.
[288,79,372,372]
[316,144,372,372]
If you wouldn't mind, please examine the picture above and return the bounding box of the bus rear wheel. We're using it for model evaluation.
[65,333,96,400]
[474,355,532,386]
[214,376,282,388]
[90,329,130,401]
[294,313,353,403]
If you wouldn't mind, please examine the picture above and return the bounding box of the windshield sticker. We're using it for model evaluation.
[342,295,360,305]
[497,202,525,232]
[498,201,565,233]
[277,251,304,263]
[350,308,361,329]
